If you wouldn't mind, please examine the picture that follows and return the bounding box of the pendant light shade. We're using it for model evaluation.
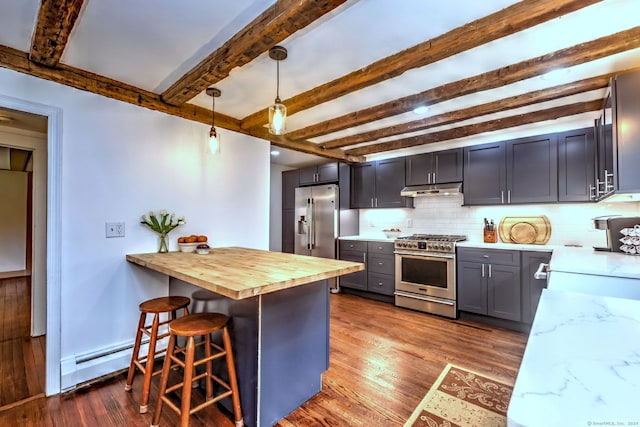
[268,46,288,135]
[205,87,221,155]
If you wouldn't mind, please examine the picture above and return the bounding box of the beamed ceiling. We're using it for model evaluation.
[0,0,638,167]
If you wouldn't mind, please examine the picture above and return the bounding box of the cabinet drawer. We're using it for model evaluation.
[339,240,367,252]
[368,253,394,275]
[367,272,395,296]
[457,248,519,266]
[367,241,394,254]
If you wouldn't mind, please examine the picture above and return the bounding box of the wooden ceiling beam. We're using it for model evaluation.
[161,0,347,106]
[0,44,353,162]
[345,100,603,156]
[29,0,85,67]
[290,26,640,141]
[239,0,603,130]
[321,75,613,149]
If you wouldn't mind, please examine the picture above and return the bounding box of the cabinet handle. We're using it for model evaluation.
[432,172,436,183]
[377,282,383,287]
[363,254,366,263]
[378,262,383,265]
[375,198,378,207]
[501,191,504,204]
[371,198,374,207]
[482,263,485,277]
[605,169,614,192]
[507,190,511,204]
[488,264,492,278]
[589,184,596,200]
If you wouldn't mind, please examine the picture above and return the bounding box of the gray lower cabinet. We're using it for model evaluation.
[457,248,521,322]
[338,240,367,291]
[521,251,551,324]
[338,240,395,297]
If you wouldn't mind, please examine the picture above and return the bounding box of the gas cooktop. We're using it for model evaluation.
[394,234,467,253]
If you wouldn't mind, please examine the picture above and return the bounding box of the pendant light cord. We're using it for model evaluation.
[276,59,281,102]
[211,94,215,127]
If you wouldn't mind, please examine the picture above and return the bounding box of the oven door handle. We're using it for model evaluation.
[394,290,455,306]
[393,251,454,260]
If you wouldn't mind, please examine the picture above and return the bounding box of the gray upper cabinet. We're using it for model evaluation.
[351,158,412,208]
[558,127,595,202]
[613,70,640,194]
[298,162,339,186]
[405,148,463,185]
[506,133,557,204]
[464,134,558,205]
[463,142,506,205]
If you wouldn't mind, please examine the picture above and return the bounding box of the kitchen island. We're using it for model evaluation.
[127,247,364,427]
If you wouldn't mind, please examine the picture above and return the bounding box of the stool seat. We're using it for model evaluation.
[169,312,228,336]
[140,296,191,313]
[125,296,190,414]
[151,312,244,427]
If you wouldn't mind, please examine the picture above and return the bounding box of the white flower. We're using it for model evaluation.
[140,209,185,235]
[160,209,168,216]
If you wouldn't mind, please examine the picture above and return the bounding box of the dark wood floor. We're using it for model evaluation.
[0,291,528,426]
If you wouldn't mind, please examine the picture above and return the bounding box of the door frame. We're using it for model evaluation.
[0,94,62,396]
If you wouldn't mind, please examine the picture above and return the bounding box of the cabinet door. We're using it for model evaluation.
[558,127,595,202]
[317,162,338,183]
[521,251,551,324]
[463,142,505,205]
[405,153,433,185]
[282,209,295,253]
[350,162,376,208]
[282,170,299,210]
[338,251,367,291]
[433,148,463,183]
[487,264,521,321]
[457,261,487,315]
[506,134,557,204]
[298,166,318,186]
[597,93,614,196]
[615,71,640,193]
[368,253,394,275]
[375,158,407,208]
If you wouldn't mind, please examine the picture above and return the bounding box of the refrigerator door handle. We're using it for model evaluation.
[307,198,314,250]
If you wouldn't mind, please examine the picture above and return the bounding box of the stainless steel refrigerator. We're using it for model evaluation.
[294,184,339,261]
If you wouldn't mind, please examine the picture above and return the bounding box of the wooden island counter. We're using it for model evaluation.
[126,247,364,427]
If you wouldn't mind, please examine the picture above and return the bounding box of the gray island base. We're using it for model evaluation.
[171,277,330,427]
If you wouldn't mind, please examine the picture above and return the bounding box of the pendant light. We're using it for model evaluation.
[268,46,288,135]
[205,87,221,155]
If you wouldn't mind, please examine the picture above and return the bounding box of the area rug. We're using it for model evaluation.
[404,364,513,427]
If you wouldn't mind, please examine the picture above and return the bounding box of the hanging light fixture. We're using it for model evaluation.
[268,46,288,135]
[205,87,221,155]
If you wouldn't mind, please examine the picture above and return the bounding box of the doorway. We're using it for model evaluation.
[0,95,62,397]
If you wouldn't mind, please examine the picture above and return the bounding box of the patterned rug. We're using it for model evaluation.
[404,364,513,427]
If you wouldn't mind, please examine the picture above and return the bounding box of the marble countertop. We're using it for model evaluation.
[457,241,559,252]
[338,235,397,242]
[508,288,640,426]
[127,247,364,299]
[550,246,640,279]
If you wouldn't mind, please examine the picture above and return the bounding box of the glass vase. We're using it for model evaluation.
[158,234,169,253]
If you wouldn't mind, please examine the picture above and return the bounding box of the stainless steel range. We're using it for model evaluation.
[394,234,467,318]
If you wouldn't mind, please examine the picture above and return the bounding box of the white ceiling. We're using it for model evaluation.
[0,0,638,167]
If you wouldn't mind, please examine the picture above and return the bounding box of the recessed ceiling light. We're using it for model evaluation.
[271,150,280,156]
[413,106,429,114]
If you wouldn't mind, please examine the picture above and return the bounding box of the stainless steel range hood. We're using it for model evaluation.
[400,182,462,197]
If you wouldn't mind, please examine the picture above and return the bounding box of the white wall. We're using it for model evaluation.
[0,170,27,271]
[0,67,270,389]
[358,195,640,248]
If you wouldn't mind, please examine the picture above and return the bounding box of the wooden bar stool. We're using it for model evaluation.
[151,313,243,427]
[125,296,191,413]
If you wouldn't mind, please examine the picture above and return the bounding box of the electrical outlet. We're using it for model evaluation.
[106,222,125,238]
[407,218,413,228]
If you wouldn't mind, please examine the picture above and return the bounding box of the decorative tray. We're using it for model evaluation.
[498,215,551,245]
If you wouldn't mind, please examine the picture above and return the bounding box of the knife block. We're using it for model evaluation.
[483,228,497,243]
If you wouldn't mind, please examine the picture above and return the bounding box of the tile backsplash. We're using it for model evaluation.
[358,195,640,248]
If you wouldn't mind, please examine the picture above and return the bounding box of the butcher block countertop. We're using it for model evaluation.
[126,246,364,300]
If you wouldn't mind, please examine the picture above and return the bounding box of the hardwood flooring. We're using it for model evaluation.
[0,277,46,408]
[0,292,528,426]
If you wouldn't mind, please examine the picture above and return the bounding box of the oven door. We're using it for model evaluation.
[394,252,455,300]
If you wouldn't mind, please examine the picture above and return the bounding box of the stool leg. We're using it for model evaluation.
[222,326,244,427]
[180,336,196,427]
[204,333,213,399]
[125,312,146,392]
[139,312,160,414]
[151,333,176,427]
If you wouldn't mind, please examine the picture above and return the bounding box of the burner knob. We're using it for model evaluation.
[445,243,452,251]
